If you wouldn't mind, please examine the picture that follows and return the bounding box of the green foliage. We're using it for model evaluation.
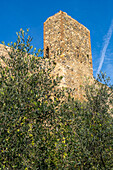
[0,29,64,169]
[0,29,113,169]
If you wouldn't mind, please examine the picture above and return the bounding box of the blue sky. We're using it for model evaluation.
[0,0,113,84]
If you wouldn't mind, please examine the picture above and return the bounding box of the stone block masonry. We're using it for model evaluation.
[44,11,93,72]
[44,11,93,100]
[0,44,10,67]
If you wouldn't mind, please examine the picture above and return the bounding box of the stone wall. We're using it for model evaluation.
[44,12,61,58]
[44,11,93,100]
[44,11,92,71]
[0,44,10,66]
[53,55,93,100]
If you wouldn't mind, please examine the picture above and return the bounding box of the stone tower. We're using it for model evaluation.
[44,11,93,72]
[44,11,93,99]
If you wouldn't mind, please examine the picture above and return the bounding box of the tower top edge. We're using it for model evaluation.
[44,11,90,32]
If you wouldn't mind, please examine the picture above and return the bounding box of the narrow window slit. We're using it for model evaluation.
[87,54,89,61]
[46,46,49,58]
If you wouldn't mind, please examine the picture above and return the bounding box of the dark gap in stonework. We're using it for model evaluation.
[46,46,49,58]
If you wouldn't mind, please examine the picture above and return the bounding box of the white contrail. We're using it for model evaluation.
[96,19,113,78]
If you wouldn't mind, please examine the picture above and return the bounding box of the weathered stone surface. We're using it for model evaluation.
[0,44,10,67]
[44,11,92,70]
[44,11,93,100]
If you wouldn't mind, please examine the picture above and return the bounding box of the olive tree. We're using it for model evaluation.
[0,29,113,169]
[0,29,63,169]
